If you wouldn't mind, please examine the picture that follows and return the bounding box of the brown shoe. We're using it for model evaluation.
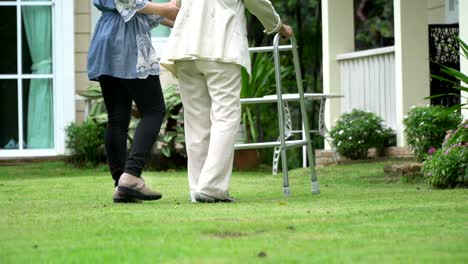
[113,187,142,203]
[117,173,162,201]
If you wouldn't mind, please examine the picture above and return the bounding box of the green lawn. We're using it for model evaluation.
[0,161,467,263]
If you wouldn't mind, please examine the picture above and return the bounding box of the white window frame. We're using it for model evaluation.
[445,0,459,24]
[0,0,75,158]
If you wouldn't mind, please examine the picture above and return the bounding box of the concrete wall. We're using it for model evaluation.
[321,0,355,149]
[394,0,430,146]
[74,0,92,124]
[460,0,468,119]
[428,0,445,24]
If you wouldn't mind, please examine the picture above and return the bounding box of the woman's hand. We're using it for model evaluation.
[139,1,179,21]
[279,24,294,41]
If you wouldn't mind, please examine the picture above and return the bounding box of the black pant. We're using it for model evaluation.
[99,75,166,186]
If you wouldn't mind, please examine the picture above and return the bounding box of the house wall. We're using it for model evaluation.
[322,0,355,149]
[74,0,92,124]
[394,0,430,146]
[460,0,468,119]
[427,0,445,24]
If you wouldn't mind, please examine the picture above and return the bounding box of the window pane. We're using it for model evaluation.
[0,80,19,150]
[0,6,18,74]
[23,79,54,149]
[151,25,171,38]
[151,0,170,38]
[22,5,53,75]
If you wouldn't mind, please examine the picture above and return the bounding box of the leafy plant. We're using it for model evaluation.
[79,84,107,125]
[79,84,138,135]
[329,109,393,160]
[240,52,293,143]
[427,36,468,112]
[154,84,185,158]
[354,0,394,50]
[65,120,105,166]
[403,105,461,161]
[443,120,468,149]
[79,83,185,159]
[423,120,468,188]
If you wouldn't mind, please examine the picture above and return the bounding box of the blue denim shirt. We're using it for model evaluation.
[88,0,164,81]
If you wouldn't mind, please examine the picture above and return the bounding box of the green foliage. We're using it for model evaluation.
[241,53,276,99]
[247,0,322,93]
[427,36,468,112]
[443,120,468,148]
[403,105,461,161]
[240,53,275,143]
[65,120,105,166]
[240,53,292,143]
[330,109,393,160]
[424,147,468,188]
[423,121,468,188]
[79,84,108,125]
[157,84,185,158]
[354,0,394,50]
[80,83,186,159]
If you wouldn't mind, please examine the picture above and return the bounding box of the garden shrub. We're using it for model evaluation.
[403,105,461,161]
[423,120,468,189]
[65,121,105,166]
[330,109,393,160]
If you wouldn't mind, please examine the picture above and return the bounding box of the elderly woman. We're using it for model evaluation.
[88,0,179,203]
[162,0,293,203]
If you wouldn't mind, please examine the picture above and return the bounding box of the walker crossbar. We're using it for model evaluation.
[234,140,307,150]
[248,45,293,54]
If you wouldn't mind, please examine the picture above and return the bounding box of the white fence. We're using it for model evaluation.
[336,46,397,130]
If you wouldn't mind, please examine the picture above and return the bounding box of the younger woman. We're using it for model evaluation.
[87,0,179,203]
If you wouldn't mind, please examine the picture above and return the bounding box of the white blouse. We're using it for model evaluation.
[161,0,282,76]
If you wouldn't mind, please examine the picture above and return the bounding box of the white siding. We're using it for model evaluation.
[337,47,397,130]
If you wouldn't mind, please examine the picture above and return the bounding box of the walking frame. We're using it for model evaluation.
[234,33,325,196]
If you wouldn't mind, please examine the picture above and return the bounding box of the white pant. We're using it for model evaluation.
[175,60,242,201]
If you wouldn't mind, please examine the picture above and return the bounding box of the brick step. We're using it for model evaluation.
[314,147,414,166]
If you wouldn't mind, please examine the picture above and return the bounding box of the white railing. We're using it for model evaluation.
[336,46,397,130]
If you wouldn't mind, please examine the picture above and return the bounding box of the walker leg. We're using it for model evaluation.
[290,35,320,195]
[311,181,320,194]
[273,34,291,197]
[281,141,290,197]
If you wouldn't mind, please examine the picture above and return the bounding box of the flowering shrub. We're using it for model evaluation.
[403,105,461,161]
[330,109,393,160]
[423,120,468,188]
